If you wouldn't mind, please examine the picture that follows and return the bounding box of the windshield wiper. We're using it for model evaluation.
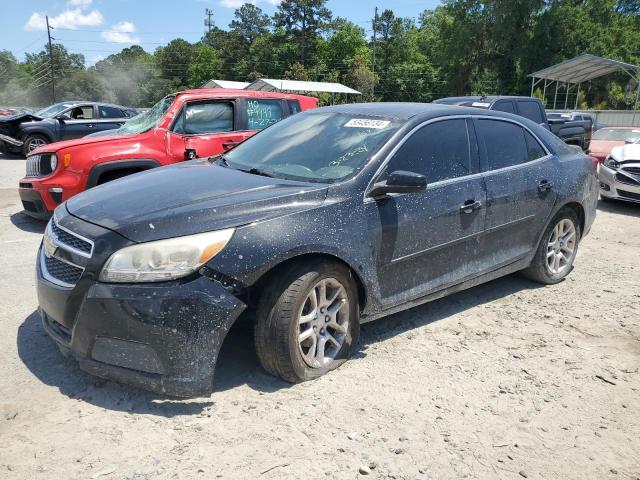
[237,167,275,178]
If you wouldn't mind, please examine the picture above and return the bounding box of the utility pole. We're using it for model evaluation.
[46,15,55,103]
[205,8,214,33]
[372,6,378,100]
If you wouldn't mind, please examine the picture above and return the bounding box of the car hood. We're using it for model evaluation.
[589,139,624,157]
[32,132,139,154]
[0,111,42,124]
[66,159,329,242]
[610,144,640,162]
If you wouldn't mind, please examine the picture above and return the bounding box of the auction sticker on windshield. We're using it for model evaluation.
[344,119,390,129]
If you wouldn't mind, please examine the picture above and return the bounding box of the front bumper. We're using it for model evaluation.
[598,164,640,203]
[17,185,52,220]
[37,247,247,397]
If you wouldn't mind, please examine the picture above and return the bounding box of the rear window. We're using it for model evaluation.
[99,105,125,118]
[247,99,284,130]
[517,101,544,124]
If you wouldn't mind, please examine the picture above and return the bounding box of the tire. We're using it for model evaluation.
[22,134,49,156]
[254,259,360,383]
[522,208,581,285]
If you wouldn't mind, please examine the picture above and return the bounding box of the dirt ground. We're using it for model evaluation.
[0,153,638,480]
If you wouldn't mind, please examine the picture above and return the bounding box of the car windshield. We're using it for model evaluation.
[223,112,403,183]
[592,128,640,142]
[114,95,175,135]
[35,103,75,118]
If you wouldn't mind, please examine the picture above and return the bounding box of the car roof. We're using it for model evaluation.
[314,102,522,121]
[176,88,316,102]
[434,95,539,106]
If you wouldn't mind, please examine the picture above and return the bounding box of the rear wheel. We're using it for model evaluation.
[523,208,581,285]
[22,134,49,156]
[254,260,359,383]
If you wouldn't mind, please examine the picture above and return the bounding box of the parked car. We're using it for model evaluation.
[598,140,640,203]
[18,89,317,219]
[0,101,138,156]
[587,127,640,164]
[434,96,592,150]
[36,103,597,396]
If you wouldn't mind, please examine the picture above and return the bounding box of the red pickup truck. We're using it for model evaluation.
[19,89,317,219]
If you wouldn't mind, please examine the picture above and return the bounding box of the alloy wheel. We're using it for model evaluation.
[297,277,349,368]
[546,218,577,275]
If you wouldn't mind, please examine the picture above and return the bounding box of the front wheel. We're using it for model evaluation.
[22,134,49,156]
[255,260,359,383]
[523,208,581,285]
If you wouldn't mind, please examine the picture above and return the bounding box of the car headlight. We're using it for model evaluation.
[99,228,235,283]
[604,156,619,170]
[50,153,58,171]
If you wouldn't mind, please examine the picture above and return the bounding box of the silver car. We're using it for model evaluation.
[599,141,640,203]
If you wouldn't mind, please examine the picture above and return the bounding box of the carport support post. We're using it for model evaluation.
[553,81,559,110]
[543,80,548,106]
[574,83,581,110]
[530,77,535,97]
[633,77,640,126]
[564,83,570,110]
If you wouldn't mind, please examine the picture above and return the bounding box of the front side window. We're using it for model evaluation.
[68,106,94,120]
[246,99,284,130]
[477,119,530,170]
[387,119,472,183]
[99,105,125,119]
[224,112,403,183]
[517,101,544,124]
[173,102,233,135]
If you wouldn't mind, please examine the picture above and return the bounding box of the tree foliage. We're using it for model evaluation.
[1,0,638,109]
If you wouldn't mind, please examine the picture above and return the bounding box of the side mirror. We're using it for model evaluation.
[368,170,427,198]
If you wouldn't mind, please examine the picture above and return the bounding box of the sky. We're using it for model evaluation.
[1,0,441,66]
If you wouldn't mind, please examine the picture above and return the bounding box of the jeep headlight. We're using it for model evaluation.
[99,228,235,283]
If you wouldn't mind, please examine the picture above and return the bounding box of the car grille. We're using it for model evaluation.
[51,221,92,255]
[25,154,55,178]
[41,217,94,287]
[617,189,640,201]
[615,172,640,186]
[44,255,83,285]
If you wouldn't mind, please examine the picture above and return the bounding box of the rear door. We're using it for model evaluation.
[95,105,127,134]
[165,100,246,161]
[474,117,558,268]
[367,117,487,306]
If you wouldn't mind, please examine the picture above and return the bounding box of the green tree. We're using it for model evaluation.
[230,4,271,45]
[274,0,332,67]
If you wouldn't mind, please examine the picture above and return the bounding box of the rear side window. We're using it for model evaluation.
[287,100,301,114]
[517,101,544,124]
[524,131,547,160]
[99,105,125,118]
[493,101,515,114]
[173,102,233,135]
[247,99,284,130]
[388,119,471,183]
[477,119,529,170]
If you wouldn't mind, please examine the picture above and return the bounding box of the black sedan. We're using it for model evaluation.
[35,103,598,396]
[0,101,138,156]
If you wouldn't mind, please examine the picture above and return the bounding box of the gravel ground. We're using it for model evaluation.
[0,153,638,480]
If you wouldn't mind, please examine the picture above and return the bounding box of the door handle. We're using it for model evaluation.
[86,124,95,128]
[460,199,481,214]
[538,180,553,192]
[222,141,240,151]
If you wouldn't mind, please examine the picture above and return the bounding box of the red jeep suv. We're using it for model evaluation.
[19,89,317,219]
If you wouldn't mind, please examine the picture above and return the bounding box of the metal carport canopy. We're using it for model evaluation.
[528,54,640,114]
[529,53,640,84]
[201,79,250,89]
[245,78,361,95]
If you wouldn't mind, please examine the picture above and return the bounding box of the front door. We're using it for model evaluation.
[60,105,98,140]
[165,100,247,162]
[367,118,487,306]
[474,117,558,268]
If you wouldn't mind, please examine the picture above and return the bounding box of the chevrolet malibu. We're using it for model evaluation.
[37,103,598,396]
